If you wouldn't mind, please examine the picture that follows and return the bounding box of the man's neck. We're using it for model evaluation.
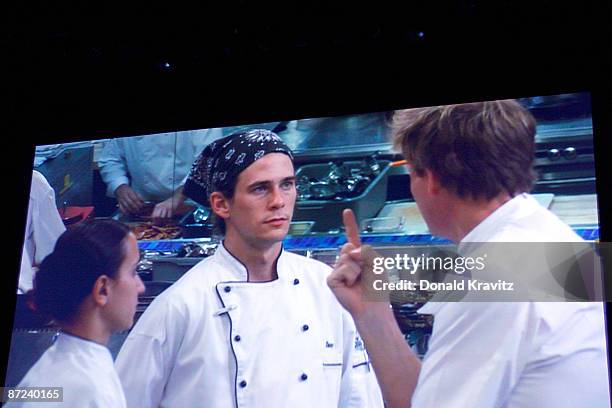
[223,235,282,282]
[445,193,513,243]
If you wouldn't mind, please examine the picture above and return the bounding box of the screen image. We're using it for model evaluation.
[2,92,610,407]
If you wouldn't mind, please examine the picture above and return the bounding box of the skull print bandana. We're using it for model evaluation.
[184,129,294,206]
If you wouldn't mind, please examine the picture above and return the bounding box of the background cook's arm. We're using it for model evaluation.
[151,185,188,224]
[98,138,131,198]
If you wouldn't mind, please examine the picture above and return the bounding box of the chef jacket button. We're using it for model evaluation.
[224,286,231,293]
[302,324,309,332]
[234,335,241,342]
[293,278,300,285]
[239,380,247,388]
[300,373,308,381]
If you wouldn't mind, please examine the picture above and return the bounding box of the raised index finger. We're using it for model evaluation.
[342,209,361,247]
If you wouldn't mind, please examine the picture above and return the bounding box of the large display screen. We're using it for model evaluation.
[2,91,610,406]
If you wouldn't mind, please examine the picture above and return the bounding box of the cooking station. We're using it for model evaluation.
[6,93,601,387]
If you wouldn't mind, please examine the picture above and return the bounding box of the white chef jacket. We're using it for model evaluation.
[413,193,611,407]
[98,128,224,202]
[18,171,66,293]
[5,332,127,408]
[115,243,383,408]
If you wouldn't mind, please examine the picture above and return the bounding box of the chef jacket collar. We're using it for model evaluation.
[215,241,287,283]
[55,331,113,358]
[459,193,531,247]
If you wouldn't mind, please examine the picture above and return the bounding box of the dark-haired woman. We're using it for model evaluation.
[6,219,145,407]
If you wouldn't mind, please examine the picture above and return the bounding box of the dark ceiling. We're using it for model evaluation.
[3,1,610,141]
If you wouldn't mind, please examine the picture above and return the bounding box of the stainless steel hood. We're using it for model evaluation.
[277,112,393,159]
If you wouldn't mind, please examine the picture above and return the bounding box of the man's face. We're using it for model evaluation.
[104,233,145,332]
[408,163,443,236]
[224,153,296,248]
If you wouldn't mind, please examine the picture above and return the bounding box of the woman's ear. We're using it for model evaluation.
[210,191,230,220]
[91,275,111,307]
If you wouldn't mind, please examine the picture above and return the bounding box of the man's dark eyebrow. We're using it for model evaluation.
[247,180,269,189]
[248,176,296,189]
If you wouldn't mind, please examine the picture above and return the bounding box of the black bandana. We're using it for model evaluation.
[184,129,294,206]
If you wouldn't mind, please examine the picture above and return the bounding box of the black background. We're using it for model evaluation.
[3,0,611,385]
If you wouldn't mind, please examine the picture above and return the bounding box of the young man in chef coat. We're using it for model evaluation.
[328,100,611,407]
[115,129,384,407]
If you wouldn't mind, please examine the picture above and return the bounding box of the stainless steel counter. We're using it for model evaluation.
[374,194,598,236]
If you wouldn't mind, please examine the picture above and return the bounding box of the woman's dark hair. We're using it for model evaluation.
[33,219,131,323]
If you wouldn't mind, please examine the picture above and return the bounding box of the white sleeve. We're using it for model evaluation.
[338,310,385,408]
[3,389,119,408]
[97,139,131,197]
[115,297,185,408]
[412,302,532,407]
[30,171,65,266]
[73,389,126,408]
[18,245,34,293]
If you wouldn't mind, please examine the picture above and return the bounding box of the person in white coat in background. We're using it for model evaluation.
[115,129,384,407]
[328,100,611,407]
[98,128,223,223]
[6,219,145,408]
[18,170,65,294]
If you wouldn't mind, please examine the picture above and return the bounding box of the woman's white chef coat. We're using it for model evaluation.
[5,332,127,408]
[115,243,383,408]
